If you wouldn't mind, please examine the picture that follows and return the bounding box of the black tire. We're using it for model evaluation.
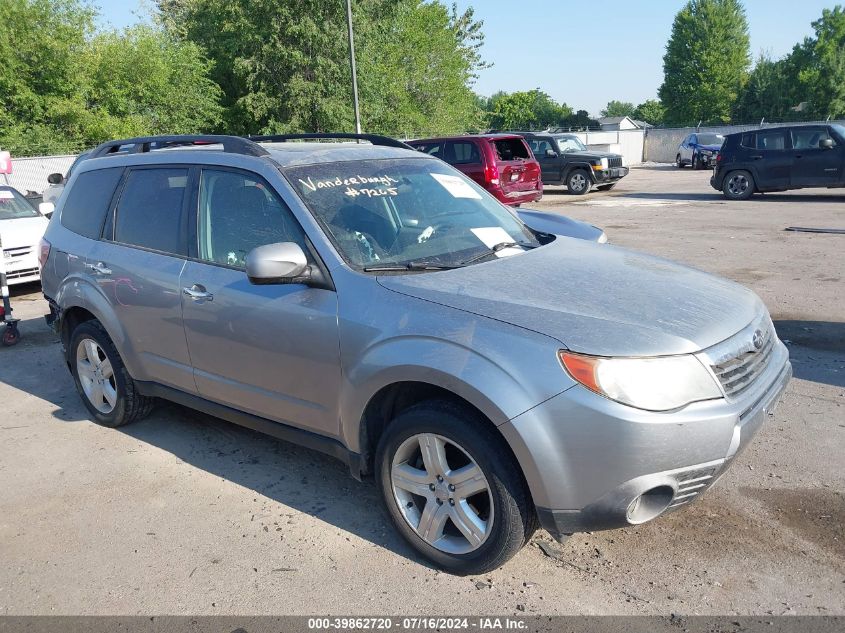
[722,170,755,200]
[69,320,154,427]
[2,326,20,346]
[691,151,702,170]
[565,169,591,195]
[376,400,536,575]
[676,154,684,168]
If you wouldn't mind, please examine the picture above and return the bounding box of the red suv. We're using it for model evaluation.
[407,134,542,206]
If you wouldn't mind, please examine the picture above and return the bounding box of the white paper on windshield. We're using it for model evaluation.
[0,191,13,200]
[431,173,482,199]
[471,227,524,257]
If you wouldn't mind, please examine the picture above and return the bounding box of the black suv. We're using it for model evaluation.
[711,124,845,200]
[520,132,628,195]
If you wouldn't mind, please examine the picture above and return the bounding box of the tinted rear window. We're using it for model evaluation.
[491,138,530,161]
[114,168,188,256]
[755,130,786,150]
[60,168,124,239]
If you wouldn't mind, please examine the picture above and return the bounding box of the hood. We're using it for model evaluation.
[516,209,605,242]
[562,150,622,160]
[377,238,762,357]
[0,215,49,249]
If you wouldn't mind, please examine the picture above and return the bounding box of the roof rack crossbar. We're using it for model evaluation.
[247,133,414,151]
[89,135,270,159]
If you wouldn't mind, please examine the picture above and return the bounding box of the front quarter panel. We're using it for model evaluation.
[334,268,575,452]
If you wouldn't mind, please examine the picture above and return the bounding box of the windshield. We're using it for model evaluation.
[554,136,587,152]
[285,158,539,270]
[696,134,724,146]
[0,188,39,220]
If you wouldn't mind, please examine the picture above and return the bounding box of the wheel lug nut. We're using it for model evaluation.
[437,475,443,482]
[448,484,455,492]
[449,498,455,506]
[429,483,436,491]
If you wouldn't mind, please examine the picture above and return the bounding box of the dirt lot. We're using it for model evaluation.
[0,165,843,616]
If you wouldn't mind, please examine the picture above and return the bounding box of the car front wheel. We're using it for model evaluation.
[566,169,591,195]
[722,170,755,200]
[676,154,684,168]
[376,400,536,575]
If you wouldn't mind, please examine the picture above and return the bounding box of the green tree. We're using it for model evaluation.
[794,6,845,119]
[659,0,750,125]
[731,55,795,122]
[157,0,488,136]
[486,89,571,130]
[600,100,635,118]
[632,99,666,125]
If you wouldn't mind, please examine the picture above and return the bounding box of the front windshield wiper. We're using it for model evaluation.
[363,261,461,272]
[459,242,537,266]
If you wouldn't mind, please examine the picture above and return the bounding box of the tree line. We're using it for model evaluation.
[3,0,845,157]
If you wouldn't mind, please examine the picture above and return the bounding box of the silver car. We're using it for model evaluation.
[40,134,791,575]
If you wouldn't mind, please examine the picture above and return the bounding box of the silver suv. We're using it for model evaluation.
[41,134,792,574]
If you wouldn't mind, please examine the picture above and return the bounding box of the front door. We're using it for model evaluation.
[179,167,341,437]
[790,126,843,188]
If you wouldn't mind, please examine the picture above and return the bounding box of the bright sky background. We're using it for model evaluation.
[96,0,838,117]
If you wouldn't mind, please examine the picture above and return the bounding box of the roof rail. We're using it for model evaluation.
[89,135,270,159]
[248,133,415,151]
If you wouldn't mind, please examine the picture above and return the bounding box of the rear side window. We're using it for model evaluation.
[491,138,529,161]
[60,168,124,239]
[448,141,481,165]
[755,130,786,151]
[113,168,188,256]
[411,142,445,159]
[741,133,756,149]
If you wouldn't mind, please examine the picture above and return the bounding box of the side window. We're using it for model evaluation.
[113,168,188,255]
[791,127,834,150]
[448,141,481,165]
[60,168,124,239]
[741,133,756,149]
[198,169,308,268]
[414,142,444,159]
[531,139,553,156]
[755,130,786,151]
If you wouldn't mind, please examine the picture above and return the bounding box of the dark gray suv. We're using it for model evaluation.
[41,134,791,574]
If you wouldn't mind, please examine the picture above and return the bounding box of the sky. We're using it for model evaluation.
[96,0,838,117]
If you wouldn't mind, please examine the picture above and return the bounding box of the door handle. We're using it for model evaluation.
[794,154,803,159]
[85,262,112,275]
[182,284,213,301]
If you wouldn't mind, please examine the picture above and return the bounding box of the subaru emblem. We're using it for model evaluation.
[752,329,764,350]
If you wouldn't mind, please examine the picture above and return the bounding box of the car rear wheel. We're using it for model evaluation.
[70,320,155,427]
[722,170,755,200]
[376,400,536,575]
[566,169,591,195]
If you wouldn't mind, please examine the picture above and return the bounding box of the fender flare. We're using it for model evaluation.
[562,162,598,184]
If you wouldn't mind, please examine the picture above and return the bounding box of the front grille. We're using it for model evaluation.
[710,323,775,398]
[668,465,720,509]
[3,246,31,259]
[608,156,623,168]
[6,267,39,280]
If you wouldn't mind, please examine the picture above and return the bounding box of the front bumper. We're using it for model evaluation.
[2,248,41,285]
[500,343,791,540]
[593,166,629,183]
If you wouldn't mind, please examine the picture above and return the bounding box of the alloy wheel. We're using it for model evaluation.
[76,338,118,414]
[570,173,587,192]
[727,173,749,196]
[390,433,494,555]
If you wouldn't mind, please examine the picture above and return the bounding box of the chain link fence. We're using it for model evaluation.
[1,154,77,195]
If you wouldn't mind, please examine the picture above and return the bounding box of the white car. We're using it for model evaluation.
[0,186,50,285]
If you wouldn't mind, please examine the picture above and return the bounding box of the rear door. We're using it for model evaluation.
[790,126,843,188]
[445,140,484,186]
[489,137,540,199]
[88,165,196,392]
[744,129,792,190]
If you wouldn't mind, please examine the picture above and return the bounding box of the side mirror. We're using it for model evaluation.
[545,149,558,158]
[820,138,835,150]
[38,202,55,217]
[47,173,63,185]
[245,242,309,285]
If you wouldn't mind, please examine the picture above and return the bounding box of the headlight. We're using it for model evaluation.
[559,352,722,411]
[598,157,609,169]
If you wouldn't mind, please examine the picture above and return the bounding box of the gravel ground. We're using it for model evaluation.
[0,165,842,616]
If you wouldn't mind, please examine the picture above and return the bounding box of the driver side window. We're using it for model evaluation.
[197,169,309,268]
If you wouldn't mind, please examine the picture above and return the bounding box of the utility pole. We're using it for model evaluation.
[345,0,362,134]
